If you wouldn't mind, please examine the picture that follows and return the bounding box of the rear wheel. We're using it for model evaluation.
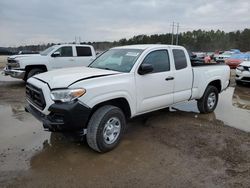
[86,105,126,153]
[197,86,219,114]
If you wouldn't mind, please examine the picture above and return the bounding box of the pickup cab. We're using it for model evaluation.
[25,44,230,153]
[3,44,96,81]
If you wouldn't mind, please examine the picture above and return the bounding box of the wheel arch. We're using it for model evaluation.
[89,98,132,120]
[25,65,48,72]
[24,65,48,80]
[207,79,222,93]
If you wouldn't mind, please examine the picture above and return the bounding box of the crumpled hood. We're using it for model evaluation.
[33,67,120,88]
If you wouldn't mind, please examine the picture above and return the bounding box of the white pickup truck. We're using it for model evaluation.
[3,44,96,81]
[25,44,230,153]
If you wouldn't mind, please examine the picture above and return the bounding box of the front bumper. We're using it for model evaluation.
[25,101,92,132]
[236,69,250,83]
[3,67,26,79]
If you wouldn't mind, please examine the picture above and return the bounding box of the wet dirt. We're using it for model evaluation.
[0,72,250,188]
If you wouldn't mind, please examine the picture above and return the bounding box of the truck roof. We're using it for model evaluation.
[113,44,183,50]
[53,44,93,48]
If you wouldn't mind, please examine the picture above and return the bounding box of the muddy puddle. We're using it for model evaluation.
[0,105,51,171]
[173,86,250,132]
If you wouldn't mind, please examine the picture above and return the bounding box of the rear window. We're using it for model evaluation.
[173,49,188,70]
[76,46,92,56]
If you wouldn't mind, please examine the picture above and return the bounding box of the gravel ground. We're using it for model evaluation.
[0,71,249,188]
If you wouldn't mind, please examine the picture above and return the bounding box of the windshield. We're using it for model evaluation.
[89,49,143,72]
[40,46,55,56]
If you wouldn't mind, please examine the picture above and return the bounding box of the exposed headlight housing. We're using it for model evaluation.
[50,88,86,102]
[236,65,244,71]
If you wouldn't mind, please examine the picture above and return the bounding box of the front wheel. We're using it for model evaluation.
[86,105,126,153]
[197,86,219,114]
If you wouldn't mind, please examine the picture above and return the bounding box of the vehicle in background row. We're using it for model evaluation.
[3,44,96,81]
[216,49,241,63]
[225,53,250,69]
[213,50,224,61]
[26,44,230,153]
[192,52,212,63]
[236,61,250,85]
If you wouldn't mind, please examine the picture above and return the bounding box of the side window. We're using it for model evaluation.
[173,49,187,70]
[55,46,73,57]
[141,50,170,73]
[76,46,92,57]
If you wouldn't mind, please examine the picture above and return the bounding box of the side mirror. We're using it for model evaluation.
[51,51,61,57]
[138,64,154,75]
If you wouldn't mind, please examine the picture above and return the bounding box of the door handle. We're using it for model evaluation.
[69,59,74,61]
[165,76,174,81]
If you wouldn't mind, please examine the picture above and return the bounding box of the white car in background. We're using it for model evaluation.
[236,61,250,84]
[3,44,96,81]
[216,51,234,63]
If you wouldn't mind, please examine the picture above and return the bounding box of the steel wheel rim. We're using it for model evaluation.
[207,92,216,109]
[103,117,121,145]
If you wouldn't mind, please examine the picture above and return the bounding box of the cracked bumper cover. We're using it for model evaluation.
[25,101,92,132]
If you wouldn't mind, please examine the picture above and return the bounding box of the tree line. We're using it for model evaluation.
[3,28,250,54]
[115,28,250,52]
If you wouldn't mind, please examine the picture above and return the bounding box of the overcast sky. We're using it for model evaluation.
[0,0,249,47]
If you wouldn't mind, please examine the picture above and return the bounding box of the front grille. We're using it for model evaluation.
[8,59,16,63]
[242,77,250,81]
[26,83,46,110]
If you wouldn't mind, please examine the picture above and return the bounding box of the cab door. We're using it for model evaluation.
[135,49,174,114]
[172,48,193,103]
[50,46,75,69]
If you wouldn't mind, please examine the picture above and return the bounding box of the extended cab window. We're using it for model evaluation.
[76,46,92,56]
[142,50,170,73]
[55,46,73,57]
[173,49,187,70]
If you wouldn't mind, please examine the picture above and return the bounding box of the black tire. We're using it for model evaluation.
[86,105,126,153]
[26,68,44,80]
[197,86,219,114]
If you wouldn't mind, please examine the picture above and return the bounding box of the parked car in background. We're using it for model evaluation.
[213,50,224,61]
[3,44,96,81]
[235,60,250,85]
[193,52,206,61]
[225,53,250,69]
[216,51,234,63]
[216,49,241,63]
